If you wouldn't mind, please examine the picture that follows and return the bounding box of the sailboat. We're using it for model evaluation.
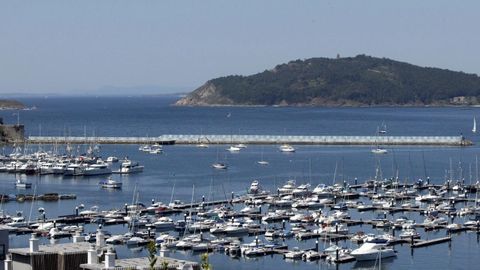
[371,126,388,154]
[473,116,477,133]
[257,146,269,165]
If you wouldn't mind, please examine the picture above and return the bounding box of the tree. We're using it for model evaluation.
[147,241,158,270]
[160,260,169,270]
[200,253,212,270]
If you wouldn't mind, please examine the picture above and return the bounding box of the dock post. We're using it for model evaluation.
[354,178,357,185]
[151,199,155,205]
[124,203,128,215]
[335,248,339,262]
[147,227,151,240]
[202,196,205,202]
[315,240,319,252]
[231,192,234,200]
[255,236,259,247]
[75,207,79,216]
[184,213,187,223]
[282,220,286,229]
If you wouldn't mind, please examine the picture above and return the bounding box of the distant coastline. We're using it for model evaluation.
[0,99,25,110]
[175,55,480,107]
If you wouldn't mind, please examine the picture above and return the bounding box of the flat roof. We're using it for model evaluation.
[80,256,199,270]
[9,242,92,256]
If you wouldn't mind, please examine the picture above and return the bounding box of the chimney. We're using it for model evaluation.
[29,233,39,252]
[87,244,98,264]
[104,247,115,269]
[73,231,84,243]
[96,225,105,248]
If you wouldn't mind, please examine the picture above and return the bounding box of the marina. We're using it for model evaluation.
[1,97,480,270]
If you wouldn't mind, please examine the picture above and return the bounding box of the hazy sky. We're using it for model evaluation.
[1,0,480,95]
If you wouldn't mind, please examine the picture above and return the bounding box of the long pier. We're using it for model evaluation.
[26,134,472,146]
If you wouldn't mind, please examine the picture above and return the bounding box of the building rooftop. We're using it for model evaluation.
[9,242,92,256]
[80,256,199,270]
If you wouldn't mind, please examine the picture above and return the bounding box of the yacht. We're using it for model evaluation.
[100,177,122,189]
[39,163,55,175]
[212,162,228,170]
[84,162,112,176]
[226,146,241,152]
[292,184,310,196]
[249,180,261,194]
[279,144,295,152]
[351,243,396,261]
[119,160,144,174]
[371,148,388,154]
[278,180,296,194]
[196,143,209,148]
[284,247,304,259]
[52,162,68,174]
[64,164,86,176]
[153,217,175,230]
[106,156,119,163]
[7,212,27,227]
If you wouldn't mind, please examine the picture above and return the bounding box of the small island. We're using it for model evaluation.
[176,55,480,107]
[0,99,25,110]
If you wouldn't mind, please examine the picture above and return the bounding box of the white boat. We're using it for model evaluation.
[100,177,122,189]
[292,184,310,196]
[351,243,396,261]
[126,236,148,246]
[84,162,112,176]
[15,179,32,189]
[119,160,144,174]
[39,163,55,175]
[371,148,388,154]
[153,217,175,230]
[249,180,260,194]
[284,247,304,259]
[257,160,269,165]
[64,164,85,176]
[302,250,321,260]
[106,156,119,163]
[212,162,227,169]
[7,212,27,227]
[279,144,295,152]
[278,180,296,194]
[52,163,68,174]
[234,144,247,148]
[226,146,241,152]
[106,234,125,244]
[196,143,209,148]
[224,222,249,235]
[399,228,420,239]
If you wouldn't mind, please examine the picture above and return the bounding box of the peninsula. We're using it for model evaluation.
[176,55,480,106]
[0,99,25,110]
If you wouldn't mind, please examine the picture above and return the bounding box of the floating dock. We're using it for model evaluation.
[27,134,472,146]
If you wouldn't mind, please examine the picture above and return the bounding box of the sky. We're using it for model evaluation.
[1,0,480,95]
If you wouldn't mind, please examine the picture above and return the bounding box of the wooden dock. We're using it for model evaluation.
[27,134,472,146]
[410,236,452,248]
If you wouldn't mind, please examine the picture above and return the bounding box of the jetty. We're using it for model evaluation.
[27,134,472,146]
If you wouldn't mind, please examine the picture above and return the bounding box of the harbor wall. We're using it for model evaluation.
[27,134,472,146]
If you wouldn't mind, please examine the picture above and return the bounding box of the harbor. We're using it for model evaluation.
[1,97,480,270]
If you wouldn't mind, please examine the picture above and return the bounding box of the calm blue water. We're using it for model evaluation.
[1,96,480,270]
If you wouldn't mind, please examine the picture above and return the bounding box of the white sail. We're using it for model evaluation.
[473,117,477,133]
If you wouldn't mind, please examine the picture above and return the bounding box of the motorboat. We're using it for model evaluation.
[371,148,388,154]
[106,156,119,163]
[292,184,310,196]
[248,180,261,194]
[106,234,126,245]
[302,250,321,260]
[100,177,122,189]
[279,144,295,152]
[278,180,296,194]
[351,243,396,261]
[84,162,112,176]
[153,217,175,230]
[399,228,420,239]
[119,160,144,174]
[212,162,228,170]
[126,236,149,246]
[226,146,241,152]
[284,247,304,259]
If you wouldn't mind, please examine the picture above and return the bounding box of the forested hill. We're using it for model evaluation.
[175,55,480,106]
